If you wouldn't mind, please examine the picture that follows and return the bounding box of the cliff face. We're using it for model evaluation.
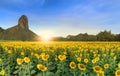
[0,15,40,41]
[18,15,29,30]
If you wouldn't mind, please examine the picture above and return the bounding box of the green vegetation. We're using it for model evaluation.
[0,42,120,76]
[53,30,120,41]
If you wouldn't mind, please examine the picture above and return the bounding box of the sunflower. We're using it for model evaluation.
[93,66,102,73]
[58,55,66,61]
[84,58,88,63]
[118,63,120,68]
[92,59,96,64]
[104,64,109,69]
[17,58,23,65]
[37,64,47,72]
[0,58,2,62]
[34,53,40,59]
[114,56,117,61]
[69,61,76,69]
[95,57,100,61]
[41,54,49,61]
[0,69,6,76]
[103,54,106,57]
[21,52,24,55]
[80,54,82,57]
[37,64,42,70]
[55,57,58,61]
[97,71,104,76]
[78,63,86,71]
[77,57,81,62]
[115,70,120,76]
[8,50,12,54]
[63,51,67,55]
[40,53,45,58]
[24,57,30,63]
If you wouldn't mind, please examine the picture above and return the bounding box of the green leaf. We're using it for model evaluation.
[48,62,53,66]
[31,70,36,74]
[15,66,19,69]
[46,72,55,76]
[36,73,43,76]
[5,74,10,76]
[13,70,18,74]
[49,66,55,70]
[55,70,61,76]
[19,70,26,76]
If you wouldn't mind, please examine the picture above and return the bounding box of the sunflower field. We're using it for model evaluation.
[0,41,120,76]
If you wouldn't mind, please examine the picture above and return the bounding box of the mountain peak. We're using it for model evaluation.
[18,15,29,30]
[0,15,40,41]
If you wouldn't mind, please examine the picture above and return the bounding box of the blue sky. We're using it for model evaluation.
[0,0,120,37]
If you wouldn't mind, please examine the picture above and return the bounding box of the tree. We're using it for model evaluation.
[115,34,120,41]
[97,30,114,41]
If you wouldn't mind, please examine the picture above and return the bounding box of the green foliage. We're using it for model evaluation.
[53,30,120,41]
[0,42,120,76]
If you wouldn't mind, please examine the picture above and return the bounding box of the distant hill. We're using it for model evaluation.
[0,15,40,41]
[52,31,120,41]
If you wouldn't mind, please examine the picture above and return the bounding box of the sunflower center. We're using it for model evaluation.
[95,67,100,71]
[80,65,85,68]
[117,71,120,75]
[71,63,75,67]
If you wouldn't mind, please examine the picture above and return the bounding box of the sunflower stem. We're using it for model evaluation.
[73,71,76,76]
[28,63,31,76]
[43,72,45,76]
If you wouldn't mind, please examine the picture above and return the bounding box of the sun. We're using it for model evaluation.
[41,34,52,41]
[39,30,55,41]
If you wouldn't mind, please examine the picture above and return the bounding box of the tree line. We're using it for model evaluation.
[52,30,120,41]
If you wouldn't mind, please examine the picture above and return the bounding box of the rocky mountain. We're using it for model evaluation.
[0,15,40,41]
